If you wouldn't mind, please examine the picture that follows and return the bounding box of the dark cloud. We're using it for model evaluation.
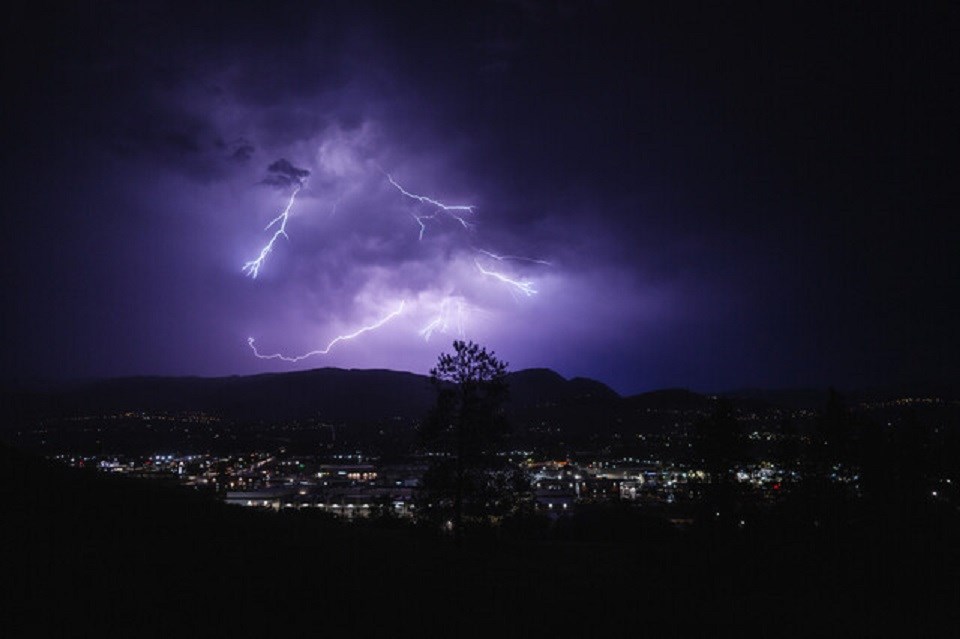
[217,137,256,162]
[262,159,310,188]
[232,145,255,162]
[1,1,956,392]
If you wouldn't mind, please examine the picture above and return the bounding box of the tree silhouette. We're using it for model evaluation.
[815,387,852,470]
[697,397,739,483]
[695,397,740,522]
[425,340,508,542]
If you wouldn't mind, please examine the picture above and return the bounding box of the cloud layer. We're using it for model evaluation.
[3,2,956,392]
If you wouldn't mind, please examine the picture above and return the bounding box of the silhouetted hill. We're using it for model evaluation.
[2,368,435,422]
[499,369,623,442]
[722,385,960,409]
[721,388,833,410]
[568,376,621,401]
[503,367,575,404]
[0,367,621,424]
[624,388,715,411]
[4,370,954,451]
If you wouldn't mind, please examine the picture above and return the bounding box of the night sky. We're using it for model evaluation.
[3,1,957,393]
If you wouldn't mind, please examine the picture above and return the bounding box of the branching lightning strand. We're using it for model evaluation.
[475,259,538,296]
[476,249,551,266]
[242,183,303,278]
[247,301,406,362]
[386,174,475,237]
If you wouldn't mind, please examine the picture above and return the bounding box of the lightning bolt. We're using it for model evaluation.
[475,259,538,297]
[247,301,406,362]
[241,164,548,365]
[386,174,475,237]
[420,297,466,341]
[242,183,303,278]
[476,249,551,266]
[412,213,430,241]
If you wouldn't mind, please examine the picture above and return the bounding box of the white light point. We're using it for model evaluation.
[242,183,304,278]
[247,301,406,362]
[475,260,537,297]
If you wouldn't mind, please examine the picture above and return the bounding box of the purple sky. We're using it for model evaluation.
[3,2,957,393]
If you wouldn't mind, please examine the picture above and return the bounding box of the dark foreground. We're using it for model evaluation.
[3,445,958,637]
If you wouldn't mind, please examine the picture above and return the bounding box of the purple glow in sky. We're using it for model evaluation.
[3,2,957,392]
[240,156,553,364]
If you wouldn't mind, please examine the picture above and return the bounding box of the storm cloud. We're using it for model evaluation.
[2,1,956,392]
[262,159,311,188]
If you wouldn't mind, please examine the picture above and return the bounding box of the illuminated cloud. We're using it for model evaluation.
[8,3,951,392]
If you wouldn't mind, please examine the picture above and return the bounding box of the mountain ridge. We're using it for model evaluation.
[1,367,623,423]
[4,367,952,427]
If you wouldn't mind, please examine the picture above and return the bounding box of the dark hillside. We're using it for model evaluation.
[2,367,620,423]
[3,443,957,635]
